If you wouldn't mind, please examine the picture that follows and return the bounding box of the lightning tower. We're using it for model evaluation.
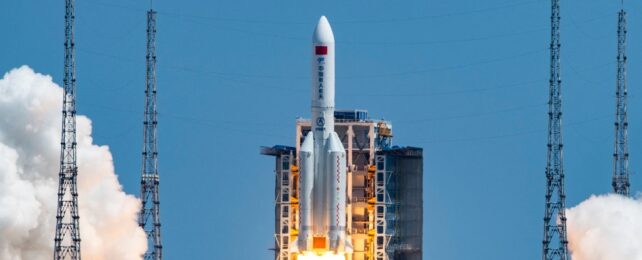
[53,0,81,259]
[139,8,162,260]
[542,0,569,259]
[612,3,630,197]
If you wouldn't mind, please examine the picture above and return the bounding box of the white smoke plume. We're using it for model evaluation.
[0,66,146,260]
[567,193,642,260]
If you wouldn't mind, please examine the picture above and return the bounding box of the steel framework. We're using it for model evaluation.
[53,0,81,259]
[139,9,163,260]
[542,0,569,259]
[374,155,393,260]
[260,146,296,260]
[612,9,630,196]
[277,154,294,260]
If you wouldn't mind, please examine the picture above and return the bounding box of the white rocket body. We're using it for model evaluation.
[297,16,350,254]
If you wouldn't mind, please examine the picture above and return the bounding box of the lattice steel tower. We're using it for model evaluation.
[139,8,162,260]
[53,0,81,259]
[612,5,630,197]
[542,0,569,259]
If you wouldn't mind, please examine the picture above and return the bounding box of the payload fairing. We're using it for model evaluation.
[295,16,352,256]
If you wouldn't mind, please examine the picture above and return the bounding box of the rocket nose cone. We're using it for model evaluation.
[313,16,334,44]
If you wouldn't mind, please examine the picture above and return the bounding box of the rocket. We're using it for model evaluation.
[295,16,351,255]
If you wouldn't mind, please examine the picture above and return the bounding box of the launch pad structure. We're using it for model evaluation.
[262,110,423,260]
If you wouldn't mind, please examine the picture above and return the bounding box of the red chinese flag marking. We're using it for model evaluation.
[315,46,328,55]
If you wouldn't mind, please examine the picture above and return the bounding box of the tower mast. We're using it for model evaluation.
[53,0,82,259]
[542,0,569,259]
[139,7,163,260]
[612,4,630,196]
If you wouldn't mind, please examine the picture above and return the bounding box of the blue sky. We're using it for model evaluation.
[3,0,642,259]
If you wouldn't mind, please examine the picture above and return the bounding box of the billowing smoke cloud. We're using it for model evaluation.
[0,66,146,259]
[567,194,642,260]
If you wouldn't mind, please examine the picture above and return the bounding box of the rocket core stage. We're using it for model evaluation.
[293,16,352,257]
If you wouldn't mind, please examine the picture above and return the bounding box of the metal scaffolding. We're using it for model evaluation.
[139,9,163,260]
[53,0,81,259]
[612,7,630,196]
[373,155,392,260]
[542,0,569,259]
[261,146,296,260]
